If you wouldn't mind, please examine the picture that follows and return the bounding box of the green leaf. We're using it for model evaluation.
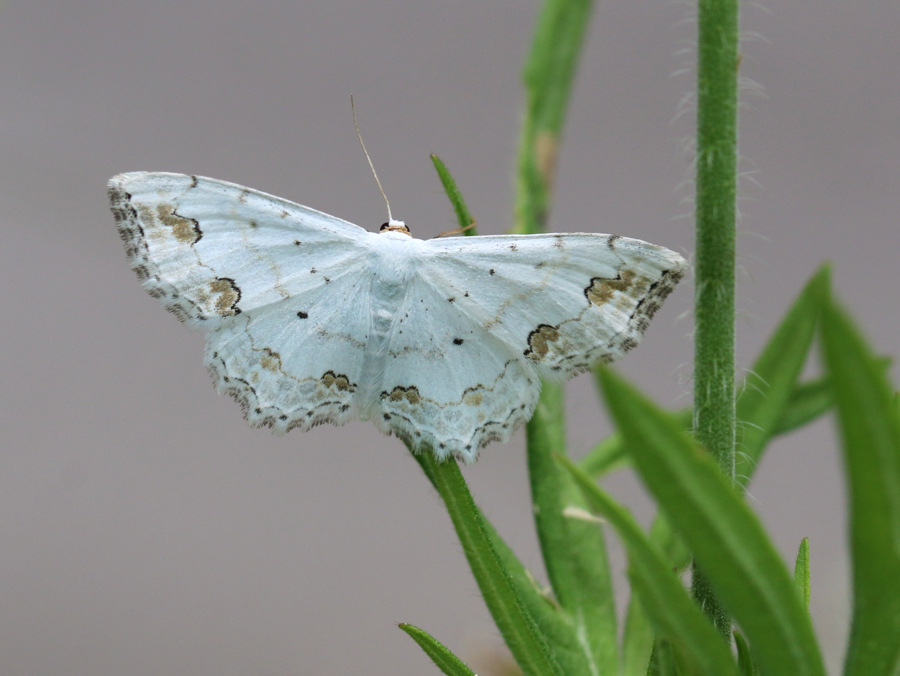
[430,154,476,235]
[647,640,681,676]
[474,504,606,674]
[559,455,739,676]
[734,266,829,483]
[412,451,565,676]
[586,268,829,670]
[734,630,760,676]
[480,515,601,675]
[596,367,826,676]
[819,299,900,676]
[769,376,832,437]
[474,491,608,674]
[522,0,593,135]
[398,623,477,676]
[621,592,654,676]
[758,358,888,438]
[793,538,810,612]
[582,367,889,481]
[581,374,844,479]
[620,514,690,676]
[515,0,593,235]
[528,384,618,675]
[583,267,835,481]
[578,426,636,478]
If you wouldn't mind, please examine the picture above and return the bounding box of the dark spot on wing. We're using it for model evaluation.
[153,204,202,245]
[209,277,242,316]
[585,270,638,306]
[320,371,356,392]
[524,324,560,360]
[382,385,421,405]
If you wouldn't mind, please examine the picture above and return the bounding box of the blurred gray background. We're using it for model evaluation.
[2,1,897,674]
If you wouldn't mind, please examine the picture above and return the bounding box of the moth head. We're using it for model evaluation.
[380,219,410,235]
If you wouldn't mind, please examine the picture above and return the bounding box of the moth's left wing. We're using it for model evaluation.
[110,171,379,433]
[418,233,687,379]
[204,267,375,435]
[109,172,371,329]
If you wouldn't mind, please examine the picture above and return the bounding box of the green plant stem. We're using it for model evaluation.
[692,0,740,639]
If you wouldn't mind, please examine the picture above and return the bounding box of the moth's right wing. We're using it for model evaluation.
[418,233,687,380]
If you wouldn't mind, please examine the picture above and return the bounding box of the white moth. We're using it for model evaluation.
[110,171,685,462]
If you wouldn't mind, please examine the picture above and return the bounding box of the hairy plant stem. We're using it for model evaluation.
[692,0,740,640]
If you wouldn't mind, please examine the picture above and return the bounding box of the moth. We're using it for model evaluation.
[110,171,685,461]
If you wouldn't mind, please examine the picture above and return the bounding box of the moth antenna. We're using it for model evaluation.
[351,95,404,228]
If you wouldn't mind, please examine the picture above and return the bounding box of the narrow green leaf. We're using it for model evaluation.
[620,514,690,676]
[793,538,810,612]
[578,428,634,478]
[647,640,681,676]
[398,623,477,676]
[762,357,888,438]
[412,451,565,676]
[734,266,829,482]
[596,367,826,676]
[592,267,829,671]
[583,366,888,479]
[582,375,835,477]
[430,154,476,235]
[621,597,653,676]
[522,0,593,135]
[769,376,832,437]
[560,455,739,676]
[418,448,599,673]
[528,384,618,675]
[734,630,760,676]
[819,299,900,676]
[479,511,602,674]
[515,0,593,235]
[647,513,691,572]
[583,265,840,481]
